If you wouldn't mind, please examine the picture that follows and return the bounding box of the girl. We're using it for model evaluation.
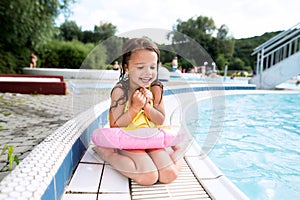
[93,38,183,186]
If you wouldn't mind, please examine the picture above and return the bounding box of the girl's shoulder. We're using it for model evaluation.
[151,80,163,87]
[112,82,124,90]
[110,81,127,99]
[111,82,124,93]
[151,80,164,90]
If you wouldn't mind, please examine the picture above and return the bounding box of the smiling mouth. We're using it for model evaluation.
[140,77,152,83]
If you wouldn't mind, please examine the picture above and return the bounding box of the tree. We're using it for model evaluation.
[171,16,235,69]
[93,22,117,43]
[59,20,82,41]
[215,24,235,68]
[0,0,74,73]
[217,24,229,40]
[79,22,117,44]
[173,16,216,51]
[102,36,124,64]
[229,57,245,70]
[233,31,281,71]
[216,54,227,71]
[0,0,74,51]
[82,43,107,69]
[81,31,95,44]
[172,16,252,71]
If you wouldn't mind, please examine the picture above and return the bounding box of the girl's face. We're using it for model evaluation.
[126,49,158,89]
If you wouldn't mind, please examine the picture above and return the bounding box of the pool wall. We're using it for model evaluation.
[0,85,255,199]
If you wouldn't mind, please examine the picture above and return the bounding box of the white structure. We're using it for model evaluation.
[250,22,300,89]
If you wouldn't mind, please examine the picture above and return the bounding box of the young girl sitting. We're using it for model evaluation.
[93,38,183,186]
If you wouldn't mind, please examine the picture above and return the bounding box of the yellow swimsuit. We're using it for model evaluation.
[124,100,155,128]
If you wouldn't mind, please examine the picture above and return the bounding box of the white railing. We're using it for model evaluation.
[252,22,300,76]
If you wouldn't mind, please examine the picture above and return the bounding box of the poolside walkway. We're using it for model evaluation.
[0,80,111,181]
[63,145,212,200]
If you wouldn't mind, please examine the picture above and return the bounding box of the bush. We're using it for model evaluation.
[0,48,31,73]
[0,50,17,73]
[40,40,107,69]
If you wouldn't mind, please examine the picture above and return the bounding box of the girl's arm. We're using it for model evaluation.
[143,85,165,125]
[110,87,146,127]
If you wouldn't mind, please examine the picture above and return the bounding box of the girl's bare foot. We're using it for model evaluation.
[92,146,116,161]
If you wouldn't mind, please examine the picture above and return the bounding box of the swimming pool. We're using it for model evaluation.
[170,73,250,84]
[186,93,300,199]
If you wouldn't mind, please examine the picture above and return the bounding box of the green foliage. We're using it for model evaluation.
[0,0,74,73]
[216,54,227,70]
[58,20,117,44]
[159,49,176,65]
[1,145,19,171]
[40,40,107,69]
[0,48,31,73]
[0,0,74,50]
[102,36,124,64]
[171,15,281,72]
[58,20,82,41]
[82,43,107,69]
[0,2,283,75]
[0,50,18,73]
[172,16,235,69]
[233,31,281,71]
[229,57,245,70]
[93,22,117,42]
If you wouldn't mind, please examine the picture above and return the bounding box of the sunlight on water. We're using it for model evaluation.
[186,93,300,200]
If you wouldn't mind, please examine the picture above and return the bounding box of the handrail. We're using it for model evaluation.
[252,22,300,69]
[250,21,300,89]
[263,29,300,53]
[263,34,300,58]
[252,22,300,55]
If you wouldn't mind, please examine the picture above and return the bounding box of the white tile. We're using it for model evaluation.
[80,146,104,164]
[66,163,103,193]
[100,165,130,193]
[62,193,97,200]
[185,156,223,179]
[201,176,249,200]
[98,194,131,200]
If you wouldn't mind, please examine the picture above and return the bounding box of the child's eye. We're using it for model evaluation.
[150,66,156,70]
[137,66,143,70]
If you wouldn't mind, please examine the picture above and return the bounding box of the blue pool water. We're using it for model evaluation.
[186,93,300,200]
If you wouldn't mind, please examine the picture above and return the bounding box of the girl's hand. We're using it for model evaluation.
[130,89,147,111]
[139,87,153,104]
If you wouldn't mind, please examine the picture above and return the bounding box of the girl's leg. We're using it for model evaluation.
[147,148,183,184]
[93,147,158,185]
[170,145,185,171]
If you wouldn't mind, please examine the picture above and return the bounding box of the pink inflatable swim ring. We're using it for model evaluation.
[92,126,183,149]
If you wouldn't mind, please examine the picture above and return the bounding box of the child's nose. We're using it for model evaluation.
[144,67,152,74]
